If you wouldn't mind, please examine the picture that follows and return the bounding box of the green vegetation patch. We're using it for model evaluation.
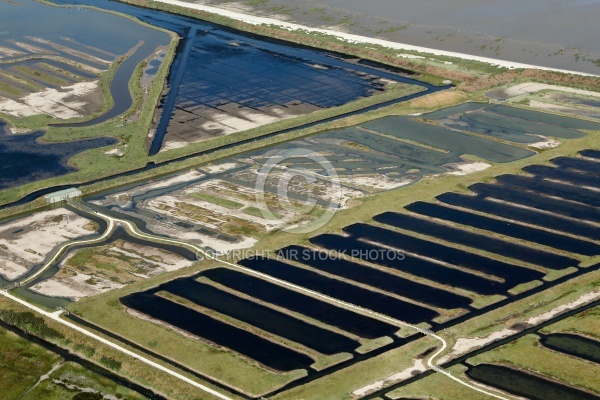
[0,327,61,399]
[541,305,600,340]
[13,65,70,87]
[21,362,144,400]
[190,192,244,209]
[0,310,64,340]
[386,364,492,400]
[467,334,600,394]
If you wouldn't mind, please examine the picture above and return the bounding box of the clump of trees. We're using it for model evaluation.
[0,310,64,340]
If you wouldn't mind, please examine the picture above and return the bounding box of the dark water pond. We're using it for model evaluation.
[438,192,600,239]
[162,278,359,355]
[581,150,600,160]
[541,333,600,364]
[0,130,117,189]
[552,157,600,176]
[277,245,472,309]
[202,268,398,339]
[406,201,600,256]
[525,165,600,190]
[121,292,313,371]
[495,175,600,208]
[373,212,578,269]
[239,257,439,323]
[310,234,504,295]
[342,223,544,285]
[469,182,600,224]
[467,363,599,400]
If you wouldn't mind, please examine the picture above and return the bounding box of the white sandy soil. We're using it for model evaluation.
[0,209,95,280]
[438,289,600,364]
[353,359,426,396]
[30,270,123,301]
[498,82,600,100]
[31,241,195,300]
[528,137,561,149]
[201,162,241,174]
[0,81,99,119]
[93,170,205,206]
[448,162,491,175]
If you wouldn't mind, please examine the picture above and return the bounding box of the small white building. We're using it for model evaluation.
[44,188,83,204]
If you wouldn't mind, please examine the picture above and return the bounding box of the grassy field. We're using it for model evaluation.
[386,364,493,400]
[20,361,146,400]
[467,334,600,394]
[0,326,61,399]
[190,192,244,209]
[68,260,306,397]
[270,336,440,400]
[541,305,600,340]
[0,294,239,400]
[0,326,145,400]
[13,65,70,87]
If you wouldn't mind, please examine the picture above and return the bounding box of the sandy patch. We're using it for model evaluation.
[30,270,123,301]
[93,170,204,206]
[118,202,259,254]
[398,53,425,59]
[104,146,126,157]
[525,289,600,325]
[31,240,195,300]
[448,162,491,175]
[27,36,112,64]
[0,259,29,281]
[7,40,56,55]
[340,175,413,191]
[0,81,100,119]
[111,241,193,273]
[352,359,426,396]
[438,289,600,364]
[497,82,600,100]
[0,45,25,57]
[528,137,560,149]
[202,162,241,174]
[0,208,95,280]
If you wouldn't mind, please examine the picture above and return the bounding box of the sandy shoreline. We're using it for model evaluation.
[155,0,599,77]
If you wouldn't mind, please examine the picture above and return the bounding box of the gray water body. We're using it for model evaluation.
[0,0,169,60]
[199,0,600,74]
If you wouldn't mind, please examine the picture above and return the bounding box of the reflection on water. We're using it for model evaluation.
[0,127,117,189]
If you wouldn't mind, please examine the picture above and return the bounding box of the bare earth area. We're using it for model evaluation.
[0,208,97,280]
[0,81,102,119]
[30,239,194,300]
